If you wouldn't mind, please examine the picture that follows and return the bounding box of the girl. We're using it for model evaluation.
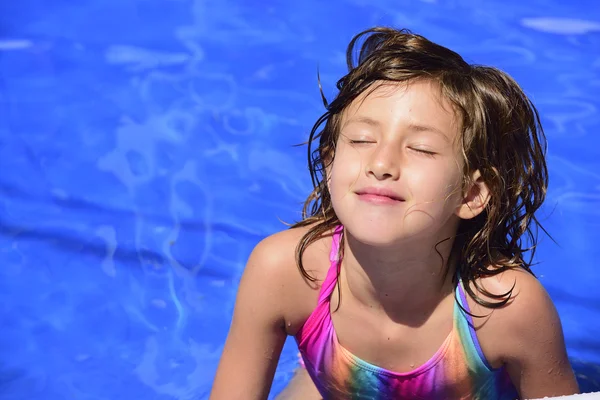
[210,27,579,399]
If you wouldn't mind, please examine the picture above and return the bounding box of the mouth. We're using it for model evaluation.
[355,188,404,204]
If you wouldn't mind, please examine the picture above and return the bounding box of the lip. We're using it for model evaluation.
[355,187,404,204]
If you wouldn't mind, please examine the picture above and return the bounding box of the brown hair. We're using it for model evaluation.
[291,27,549,309]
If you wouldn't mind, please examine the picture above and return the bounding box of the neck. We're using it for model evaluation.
[339,229,458,324]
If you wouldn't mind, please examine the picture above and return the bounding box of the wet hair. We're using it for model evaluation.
[290,27,548,309]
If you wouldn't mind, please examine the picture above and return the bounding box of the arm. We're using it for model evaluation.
[498,272,579,399]
[210,236,290,400]
[275,367,323,400]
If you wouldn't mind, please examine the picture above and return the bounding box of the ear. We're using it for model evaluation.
[455,170,490,220]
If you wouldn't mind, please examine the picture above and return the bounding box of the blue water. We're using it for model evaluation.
[1,0,599,398]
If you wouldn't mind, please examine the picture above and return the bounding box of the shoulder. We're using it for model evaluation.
[248,224,332,281]
[467,267,566,366]
[472,267,558,334]
[243,223,334,333]
[466,269,579,397]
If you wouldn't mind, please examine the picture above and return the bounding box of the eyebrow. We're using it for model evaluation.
[344,116,451,143]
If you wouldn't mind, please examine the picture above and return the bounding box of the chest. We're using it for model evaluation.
[297,300,517,400]
[330,296,456,373]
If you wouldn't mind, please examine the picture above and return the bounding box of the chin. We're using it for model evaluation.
[338,212,433,248]
[353,234,398,247]
[341,220,405,247]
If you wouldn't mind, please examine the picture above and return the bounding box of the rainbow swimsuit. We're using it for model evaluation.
[295,226,519,399]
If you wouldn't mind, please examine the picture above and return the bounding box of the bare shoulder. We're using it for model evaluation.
[467,267,578,397]
[249,224,332,282]
[468,267,558,335]
[246,224,334,334]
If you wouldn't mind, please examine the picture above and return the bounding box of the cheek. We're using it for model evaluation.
[408,163,463,201]
[329,149,363,190]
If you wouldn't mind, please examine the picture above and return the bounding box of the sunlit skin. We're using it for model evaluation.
[329,80,465,245]
[327,80,486,312]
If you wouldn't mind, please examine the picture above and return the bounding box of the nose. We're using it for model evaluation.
[365,145,400,181]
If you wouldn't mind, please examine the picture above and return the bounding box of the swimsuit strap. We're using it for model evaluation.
[317,225,343,304]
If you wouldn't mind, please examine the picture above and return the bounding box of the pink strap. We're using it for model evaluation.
[318,225,343,303]
[329,225,343,263]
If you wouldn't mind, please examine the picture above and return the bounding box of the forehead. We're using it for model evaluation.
[341,80,460,140]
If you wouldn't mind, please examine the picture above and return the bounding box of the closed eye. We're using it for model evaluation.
[350,140,374,144]
[410,148,437,157]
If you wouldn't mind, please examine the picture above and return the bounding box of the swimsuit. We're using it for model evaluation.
[295,226,519,399]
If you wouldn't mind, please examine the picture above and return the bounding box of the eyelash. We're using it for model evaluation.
[411,148,437,157]
[349,140,437,157]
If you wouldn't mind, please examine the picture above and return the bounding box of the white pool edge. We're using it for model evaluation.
[533,392,600,399]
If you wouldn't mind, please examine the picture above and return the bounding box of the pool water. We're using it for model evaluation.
[0,0,599,398]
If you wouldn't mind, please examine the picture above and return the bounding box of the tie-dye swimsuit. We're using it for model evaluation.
[295,226,519,399]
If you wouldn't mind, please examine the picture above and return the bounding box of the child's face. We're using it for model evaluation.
[328,80,466,246]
